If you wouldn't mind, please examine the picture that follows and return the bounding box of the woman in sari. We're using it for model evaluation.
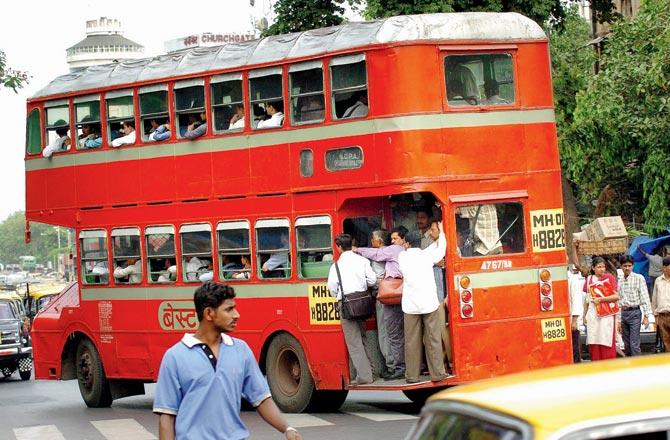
[583,256,620,360]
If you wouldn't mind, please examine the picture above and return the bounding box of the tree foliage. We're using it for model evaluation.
[562,0,670,233]
[0,50,28,93]
[0,212,71,266]
[265,0,345,36]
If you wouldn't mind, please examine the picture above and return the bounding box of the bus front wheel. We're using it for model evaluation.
[265,333,315,413]
[76,339,112,408]
[403,387,445,406]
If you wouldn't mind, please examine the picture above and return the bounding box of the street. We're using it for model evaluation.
[0,373,421,440]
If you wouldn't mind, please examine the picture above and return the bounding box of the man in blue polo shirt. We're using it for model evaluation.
[153,282,302,440]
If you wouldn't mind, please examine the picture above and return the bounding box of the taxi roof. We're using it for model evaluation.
[429,354,670,431]
[0,290,22,300]
[29,283,67,298]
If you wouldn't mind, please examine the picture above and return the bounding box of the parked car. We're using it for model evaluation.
[405,354,670,440]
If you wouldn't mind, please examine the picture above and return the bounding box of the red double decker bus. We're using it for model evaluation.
[25,12,570,412]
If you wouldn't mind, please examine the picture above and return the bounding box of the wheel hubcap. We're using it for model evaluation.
[276,347,301,396]
[78,350,94,391]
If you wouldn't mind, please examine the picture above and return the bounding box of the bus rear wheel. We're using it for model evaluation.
[403,387,446,406]
[266,333,316,413]
[76,339,112,408]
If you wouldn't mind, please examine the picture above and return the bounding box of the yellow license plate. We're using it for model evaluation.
[541,318,567,342]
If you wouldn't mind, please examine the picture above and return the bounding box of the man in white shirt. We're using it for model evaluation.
[327,234,376,385]
[342,92,368,119]
[113,258,142,284]
[567,264,585,362]
[111,121,136,147]
[228,104,245,130]
[42,124,70,158]
[257,101,284,129]
[185,256,210,282]
[398,223,447,384]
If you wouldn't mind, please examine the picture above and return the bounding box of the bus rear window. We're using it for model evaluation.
[455,202,525,257]
[445,53,514,107]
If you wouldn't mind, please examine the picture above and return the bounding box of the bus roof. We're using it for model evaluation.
[32,12,545,100]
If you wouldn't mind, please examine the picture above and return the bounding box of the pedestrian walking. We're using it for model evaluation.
[617,255,652,356]
[583,256,620,361]
[652,257,670,352]
[567,264,584,362]
[153,282,301,440]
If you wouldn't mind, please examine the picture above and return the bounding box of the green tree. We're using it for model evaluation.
[0,212,71,267]
[0,49,28,92]
[562,0,670,233]
[265,0,345,36]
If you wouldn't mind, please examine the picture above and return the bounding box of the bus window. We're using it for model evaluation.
[217,221,251,280]
[455,202,525,257]
[26,108,41,155]
[289,61,325,125]
[299,149,314,177]
[256,219,291,279]
[145,225,176,284]
[445,53,515,107]
[44,102,71,155]
[139,85,170,142]
[210,74,244,133]
[106,90,134,144]
[249,68,284,130]
[296,216,332,279]
[174,80,206,138]
[79,230,109,285]
[75,96,102,149]
[180,224,213,282]
[111,227,142,285]
[330,54,367,119]
[343,216,382,248]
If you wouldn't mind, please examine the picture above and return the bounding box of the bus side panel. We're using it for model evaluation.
[174,151,213,200]
[139,155,177,203]
[44,166,77,210]
[250,143,290,194]
[76,163,110,208]
[105,156,142,206]
[517,42,554,108]
[25,170,47,212]
[212,145,250,197]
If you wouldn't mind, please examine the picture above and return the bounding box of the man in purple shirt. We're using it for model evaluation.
[354,226,408,379]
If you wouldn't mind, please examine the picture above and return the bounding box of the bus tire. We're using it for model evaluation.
[19,370,31,381]
[403,387,445,406]
[265,333,315,413]
[309,390,349,412]
[76,339,112,408]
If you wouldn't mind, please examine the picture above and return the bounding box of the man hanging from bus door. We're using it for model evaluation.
[154,282,301,440]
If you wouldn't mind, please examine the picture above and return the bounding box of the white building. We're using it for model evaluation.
[66,17,144,71]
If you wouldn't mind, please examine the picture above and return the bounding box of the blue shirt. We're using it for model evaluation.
[153,333,271,440]
[152,125,171,141]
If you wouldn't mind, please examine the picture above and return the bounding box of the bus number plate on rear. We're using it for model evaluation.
[308,284,340,325]
[541,318,567,343]
[530,209,566,253]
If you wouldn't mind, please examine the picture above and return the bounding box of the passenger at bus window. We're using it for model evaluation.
[43,124,71,158]
[111,121,136,147]
[91,260,109,283]
[221,255,244,279]
[456,204,502,256]
[484,79,510,105]
[157,259,177,283]
[326,233,376,385]
[148,118,171,142]
[185,255,208,281]
[256,101,284,129]
[398,223,448,383]
[232,255,251,280]
[113,258,142,284]
[299,96,324,122]
[184,111,208,140]
[342,92,368,119]
[261,233,289,277]
[80,123,103,148]
[228,104,245,130]
[415,207,435,250]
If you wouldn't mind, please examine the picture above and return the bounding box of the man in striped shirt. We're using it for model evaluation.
[617,255,652,356]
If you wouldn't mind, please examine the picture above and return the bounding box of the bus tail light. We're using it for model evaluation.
[539,268,553,311]
[458,275,474,319]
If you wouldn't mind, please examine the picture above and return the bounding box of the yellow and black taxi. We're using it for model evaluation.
[406,354,670,440]
[0,292,32,380]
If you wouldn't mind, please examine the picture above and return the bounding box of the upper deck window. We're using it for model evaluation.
[180,223,213,282]
[139,85,170,142]
[256,219,291,280]
[290,61,325,125]
[26,108,41,155]
[44,102,71,157]
[445,54,515,107]
[211,74,244,133]
[79,230,109,285]
[455,202,525,257]
[249,68,284,130]
[174,80,206,139]
[106,90,135,145]
[146,225,176,284]
[296,216,332,279]
[330,54,368,120]
[74,96,102,149]
[217,221,251,280]
[111,227,142,285]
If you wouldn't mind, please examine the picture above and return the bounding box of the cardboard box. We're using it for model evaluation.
[585,216,627,241]
[572,231,588,242]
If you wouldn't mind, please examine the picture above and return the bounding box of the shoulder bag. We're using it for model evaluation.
[377,277,403,305]
[335,260,375,320]
[587,275,620,318]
